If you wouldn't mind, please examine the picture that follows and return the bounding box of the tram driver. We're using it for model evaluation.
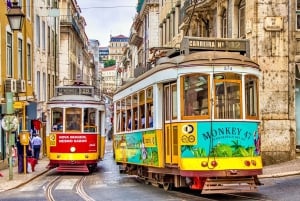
[68,115,80,130]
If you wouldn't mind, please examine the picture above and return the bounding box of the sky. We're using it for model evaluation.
[76,0,137,47]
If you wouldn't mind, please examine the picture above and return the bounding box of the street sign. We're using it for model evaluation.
[13,101,23,109]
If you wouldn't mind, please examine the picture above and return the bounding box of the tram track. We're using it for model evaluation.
[76,176,95,201]
[45,175,95,201]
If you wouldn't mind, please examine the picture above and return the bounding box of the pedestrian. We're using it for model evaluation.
[11,145,17,167]
[16,136,29,173]
[31,133,42,160]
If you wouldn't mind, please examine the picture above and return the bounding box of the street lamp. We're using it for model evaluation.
[6,1,25,31]
[4,1,25,180]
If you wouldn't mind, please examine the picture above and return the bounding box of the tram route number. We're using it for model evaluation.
[224,66,233,71]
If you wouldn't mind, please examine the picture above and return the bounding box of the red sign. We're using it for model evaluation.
[51,134,98,153]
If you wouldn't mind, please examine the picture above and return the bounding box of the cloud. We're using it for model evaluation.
[77,0,137,46]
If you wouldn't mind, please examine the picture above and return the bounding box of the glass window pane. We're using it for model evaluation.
[66,108,81,131]
[183,74,209,117]
[84,108,97,132]
[245,75,259,118]
[52,108,63,132]
[215,81,241,119]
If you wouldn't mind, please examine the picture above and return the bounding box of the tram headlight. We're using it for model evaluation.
[251,160,257,166]
[70,146,76,153]
[201,161,208,167]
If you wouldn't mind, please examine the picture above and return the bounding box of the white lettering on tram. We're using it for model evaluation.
[58,135,88,143]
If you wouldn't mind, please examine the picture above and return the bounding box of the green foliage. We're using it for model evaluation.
[104,59,116,67]
[210,144,233,157]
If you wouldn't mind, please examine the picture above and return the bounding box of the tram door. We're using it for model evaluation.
[164,83,179,165]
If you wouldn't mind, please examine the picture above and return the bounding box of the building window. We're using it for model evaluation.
[222,9,227,38]
[27,43,32,81]
[238,0,245,38]
[26,0,31,18]
[297,0,300,30]
[47,25,50,55]
[37,71,40,100]
[36,15,40,48]
[7,32,12,77]
[18,38,23,79]
[42,21,46,50]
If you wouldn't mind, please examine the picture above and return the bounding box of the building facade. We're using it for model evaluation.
[58,0,91,85]
[127,0,300,165]
[0,0,35,168]
[129,0,160,79]
[101,65,118,97]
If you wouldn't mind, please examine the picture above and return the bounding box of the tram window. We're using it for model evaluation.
[66,108,81,131]
[52,108,63,131]
[139,90,146,129]
[146,87,153,128]
[84,108,97,132]
[116,101,121,132]
[126,96,132,131]
[182,74,209,119]
[132,94,138,130]
[121,99,126,132]
[245,76,259,118]
[215,81,241,119]
[165,85,170,121]
[172,84,178,119]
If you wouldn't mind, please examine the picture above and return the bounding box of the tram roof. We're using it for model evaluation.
[115,51,260,94]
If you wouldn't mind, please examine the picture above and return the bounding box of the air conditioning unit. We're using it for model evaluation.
[5,79,17,93]
[17,79,26,92]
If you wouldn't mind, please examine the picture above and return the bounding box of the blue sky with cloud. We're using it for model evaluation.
[77,0,137,46]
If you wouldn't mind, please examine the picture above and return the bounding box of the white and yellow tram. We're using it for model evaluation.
[113,38,262,194]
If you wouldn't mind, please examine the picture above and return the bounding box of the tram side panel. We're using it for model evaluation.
[179,121,262,173]
[114,129,164,168]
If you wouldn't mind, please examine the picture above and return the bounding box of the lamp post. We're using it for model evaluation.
[5,1,25,179]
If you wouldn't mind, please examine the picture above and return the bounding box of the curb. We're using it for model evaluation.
[258,171,300,179]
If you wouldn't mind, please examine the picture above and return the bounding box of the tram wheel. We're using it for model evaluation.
[163,183,172,191]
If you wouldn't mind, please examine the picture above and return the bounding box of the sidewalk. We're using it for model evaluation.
[0,155,300,192]
[0,157,49,192]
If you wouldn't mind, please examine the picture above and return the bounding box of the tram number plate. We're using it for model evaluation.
[224,66,233,71]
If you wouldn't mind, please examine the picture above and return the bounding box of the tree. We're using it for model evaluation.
[104,59,116,67]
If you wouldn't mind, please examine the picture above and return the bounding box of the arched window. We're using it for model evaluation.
[238,0,245,38]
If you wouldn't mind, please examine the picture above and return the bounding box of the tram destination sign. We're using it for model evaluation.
[56,86,94,96]
[180,36,249,56]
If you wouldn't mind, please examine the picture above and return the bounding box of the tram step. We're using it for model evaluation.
[56,165,89,173]
[201,177,257,194]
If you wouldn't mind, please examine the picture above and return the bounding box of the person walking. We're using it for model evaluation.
[31,133,42,160]
[16,136,29,173]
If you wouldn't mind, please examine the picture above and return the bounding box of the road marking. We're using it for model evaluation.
[56,178,78,190]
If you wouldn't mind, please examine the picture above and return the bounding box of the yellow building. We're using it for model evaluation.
[0,0,34,168]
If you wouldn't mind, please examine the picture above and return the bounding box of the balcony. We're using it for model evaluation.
[129,33,143,47]
[137,0,159,13]
[60,15,81,39]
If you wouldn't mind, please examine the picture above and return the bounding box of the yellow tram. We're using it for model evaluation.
[46,81,106,173]
[113,37,262,194]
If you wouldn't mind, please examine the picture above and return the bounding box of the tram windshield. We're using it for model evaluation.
[51,107,98,133]
[182,73,259,120]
